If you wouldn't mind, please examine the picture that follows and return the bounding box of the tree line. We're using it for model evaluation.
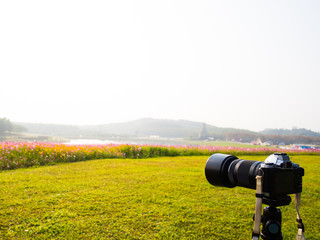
[0,118,26,136]
[1,118,319,145]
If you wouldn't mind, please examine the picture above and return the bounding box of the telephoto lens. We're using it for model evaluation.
[205,153,262,189]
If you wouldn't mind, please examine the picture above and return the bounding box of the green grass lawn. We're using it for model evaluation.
[0,155,319,239]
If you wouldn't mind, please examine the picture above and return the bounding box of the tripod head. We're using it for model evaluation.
[255,195,292,240]
[260,206,283,240]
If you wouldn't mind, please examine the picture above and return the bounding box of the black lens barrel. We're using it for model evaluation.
[228,159,262,189]
[205,153,262,189]
[205,153,238,188]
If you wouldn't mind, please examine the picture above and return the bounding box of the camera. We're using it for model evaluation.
[205,153,306,239]
[205,153,304,199]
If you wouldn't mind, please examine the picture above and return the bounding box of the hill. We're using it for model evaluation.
[260,128,320,137]
[17,118,255,139]
[82,118,256,138]
[16,122,81,137]
[14,118,320,145]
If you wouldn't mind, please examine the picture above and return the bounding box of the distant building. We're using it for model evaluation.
[251,138,262,145]
[199,123,208,140]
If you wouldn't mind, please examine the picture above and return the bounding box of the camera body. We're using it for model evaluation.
[205,153,304,197]
[259,153,304,197]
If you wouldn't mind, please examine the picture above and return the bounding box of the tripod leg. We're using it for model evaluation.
[252,170,263,240]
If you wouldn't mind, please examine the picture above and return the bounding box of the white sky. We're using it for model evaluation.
[1,0,320,132]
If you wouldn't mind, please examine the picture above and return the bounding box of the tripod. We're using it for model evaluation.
[252,171,305,240]
[258,196,291,240]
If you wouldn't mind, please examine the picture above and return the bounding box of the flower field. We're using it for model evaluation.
[1,142,320,171]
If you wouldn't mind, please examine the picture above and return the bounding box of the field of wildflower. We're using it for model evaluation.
[1,142,320,171]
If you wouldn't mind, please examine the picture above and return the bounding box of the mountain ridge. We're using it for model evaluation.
[260,127,320,137]
[17,118,256,138]
[15,118,320,144]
